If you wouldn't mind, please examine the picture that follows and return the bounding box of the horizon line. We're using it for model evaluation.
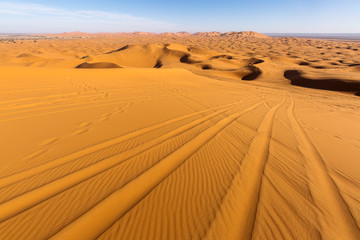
[1,31,360,35]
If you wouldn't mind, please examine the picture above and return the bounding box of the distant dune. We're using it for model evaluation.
[221,31,270,38]
[2,33,359,95]
[0,32,359,240]
[39,31,271,39]
[194,31,222,37]
[268,33,360,41]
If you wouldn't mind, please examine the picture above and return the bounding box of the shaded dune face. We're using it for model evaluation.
[153,60,163,68]
[94,44,188,68]
[211,54,233,60]
[2,35,359,95]
[284,70,360,95]
[242,65,262,80]
[76,43,360,94]
[247,58,265,65]
[106,45,129,54]
[16,53,36,58]
[180,54,199,64]
[75,62,122,69]
[77,43,265,81]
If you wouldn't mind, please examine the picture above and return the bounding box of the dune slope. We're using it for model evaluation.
[0,35,359,240]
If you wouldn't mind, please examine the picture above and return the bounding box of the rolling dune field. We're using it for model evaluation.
[0,32,359,239]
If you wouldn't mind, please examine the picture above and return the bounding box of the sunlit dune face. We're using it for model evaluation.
[0,33,360,239]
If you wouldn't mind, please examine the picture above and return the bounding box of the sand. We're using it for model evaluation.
[0,32,359,239]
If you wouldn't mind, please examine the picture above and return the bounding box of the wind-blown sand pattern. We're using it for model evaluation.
[0,32,359,239]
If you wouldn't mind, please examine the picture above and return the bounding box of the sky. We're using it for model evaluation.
[0,0,360,33]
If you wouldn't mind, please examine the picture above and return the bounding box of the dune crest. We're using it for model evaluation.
[0,33,359,239]
[222,31,270,38]
[37,31,270,39]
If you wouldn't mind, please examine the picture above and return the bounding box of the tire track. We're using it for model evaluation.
[0,93,182,123]
[0,102,235,203]
[0,92,80,105]
[0,99,250,222]
[0,99,244,187]
[0,84,190,113]
[49,99,268,240]
[0,92,199,123]
[1,92,101,111]
[204,95,285,240]
[0,91,155,112]
[0,100,129,124]
[287,94,360,239]
[97,123,252,240]
[1,87,73,95]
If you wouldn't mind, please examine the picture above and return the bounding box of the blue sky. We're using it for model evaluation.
[0,0,359,33]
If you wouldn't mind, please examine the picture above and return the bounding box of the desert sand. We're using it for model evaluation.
[0,32,359,239]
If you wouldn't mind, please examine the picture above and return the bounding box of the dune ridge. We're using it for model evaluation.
[37,31,270,39]
[0,33,359,239]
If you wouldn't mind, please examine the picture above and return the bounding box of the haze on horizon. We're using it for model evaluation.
[0,0,359,34]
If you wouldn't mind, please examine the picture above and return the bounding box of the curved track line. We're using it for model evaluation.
[0,99,250,222]
[287,94,360,239]
[0,92,102,111]
[0,100,245,189]
[49,100,268,240]
[204,95,285,240]
[0,92,81,105]
[0,93,184,123]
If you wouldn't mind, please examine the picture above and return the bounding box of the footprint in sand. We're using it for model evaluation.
[79,122,92,128]
[98,113,112,121]
[72,129,89,135]
[114,107,123,113]
[39,137,59,147]
[333,134,344,140]
[22,149,48,161]
[99,117,110,121]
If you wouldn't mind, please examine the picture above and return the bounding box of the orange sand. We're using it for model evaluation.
[0,32,359,239]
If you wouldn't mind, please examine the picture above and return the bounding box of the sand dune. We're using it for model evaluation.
[284,70,360,94]
[221,31,270,38]
[39,31,271,39]
[0,33,359,239]
[75,62,122,69]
